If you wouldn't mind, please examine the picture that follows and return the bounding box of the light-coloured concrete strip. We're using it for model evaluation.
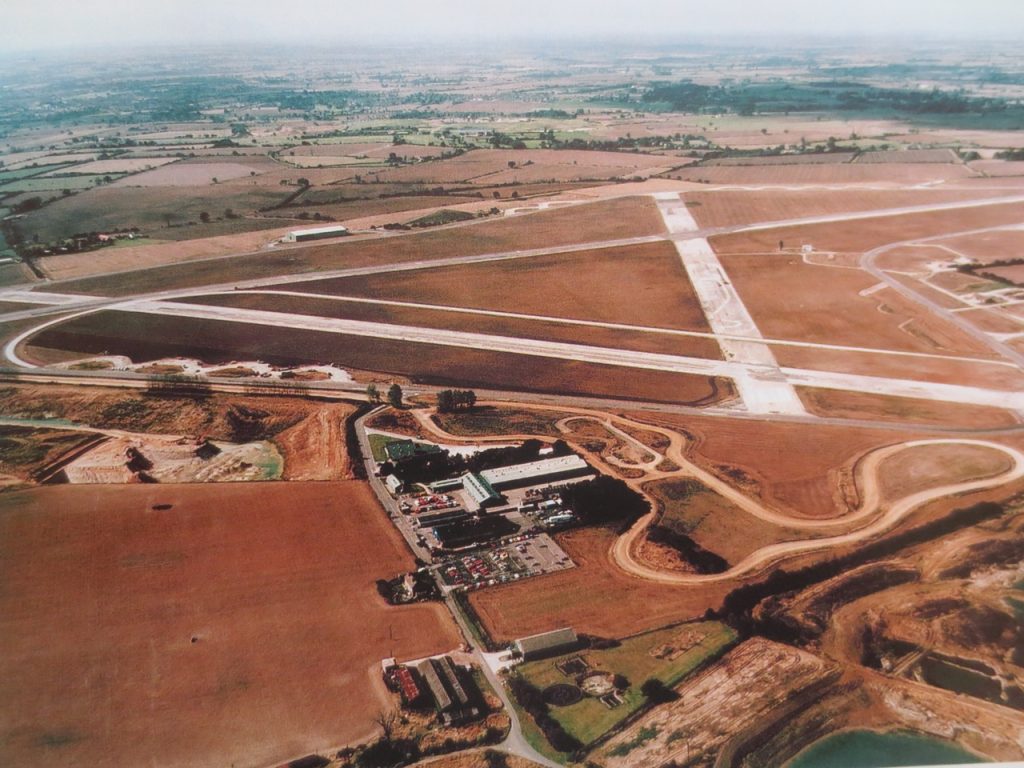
[226,289,1021,369]
[653,193,807,415]
[0,290,108,305]
[118,299,1024,413]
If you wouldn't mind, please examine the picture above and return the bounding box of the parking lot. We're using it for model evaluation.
[437,533,574,591]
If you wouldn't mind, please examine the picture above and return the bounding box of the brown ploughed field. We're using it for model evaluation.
[468,526,731,642]
[710,201,1024,255]
[0,482,459,768]
[684,188,1011,230]
[720,253,997,357]
[49,195,665,297]
[796,387,1021,429]
[181,292,724,360]
[25,311,733,406]
[286,239,708,332]
[622,411,926,519]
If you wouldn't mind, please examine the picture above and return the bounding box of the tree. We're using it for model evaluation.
[641,678,679,703]
[387,383,403,409]
[199,211,211,223]
[366,383,381,404]
[483,750,509,768]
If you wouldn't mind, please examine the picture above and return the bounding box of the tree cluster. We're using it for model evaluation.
[436,389,477,413]
[561,475,650,532]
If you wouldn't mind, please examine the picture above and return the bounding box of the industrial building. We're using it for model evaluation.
[414,656,481,724]
[282,224,349,243]
[479,455,592,491]
[462,472,505,509]
[384,474,404,495]
[513,627,580,660]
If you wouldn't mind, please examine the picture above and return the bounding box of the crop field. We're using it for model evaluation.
[795,387,1021,428]
[683,188,1012,229]
[25,311,733,406]
[14,184,292,243]
[181,292,724,360]
[720,252,996,356]
[111,157,282,186]
[710,201,1024,254]
[49,195,666,297]
[514,621,736,746]
[43,157,179,175]
[367,149,674,185]
[0,482,460,768]
[468,527,735,642]
[290,240,709,332]
[623,411,926,519]
[678,163,976,185]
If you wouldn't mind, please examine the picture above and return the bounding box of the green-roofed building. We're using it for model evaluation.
[385,439,443,463]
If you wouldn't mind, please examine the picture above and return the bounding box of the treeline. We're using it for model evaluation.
[561,475,650,532]
[436,389,477,413]
[641,79,1018,117]
[995,148,1024,160]
[715,501,1005,638]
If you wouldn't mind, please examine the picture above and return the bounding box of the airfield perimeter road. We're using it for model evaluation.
[6,189,1024,418]
[46,296,1021,414]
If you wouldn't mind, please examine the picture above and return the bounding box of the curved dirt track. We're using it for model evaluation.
[411,402,1024,585]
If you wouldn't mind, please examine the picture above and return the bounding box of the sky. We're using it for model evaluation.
[5,0,1024,51]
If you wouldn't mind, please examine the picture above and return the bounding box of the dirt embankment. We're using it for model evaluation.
[0,383,358,481]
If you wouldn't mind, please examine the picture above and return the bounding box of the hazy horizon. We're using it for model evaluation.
[6,0,1024,53]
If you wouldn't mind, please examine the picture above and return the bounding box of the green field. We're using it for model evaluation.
[0,174,126,193]
[515,621,736,746]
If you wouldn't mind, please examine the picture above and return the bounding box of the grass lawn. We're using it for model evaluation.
[515,621,736,746]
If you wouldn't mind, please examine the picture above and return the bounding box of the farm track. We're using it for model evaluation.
[409,402,1024,585]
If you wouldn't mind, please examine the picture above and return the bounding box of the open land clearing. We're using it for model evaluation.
[0,482,460,768]
[876,442,1014,501]
[46,195,666,297]
[795,387,1021,428]
[720,252,1001,357]
[287,240,709,332]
